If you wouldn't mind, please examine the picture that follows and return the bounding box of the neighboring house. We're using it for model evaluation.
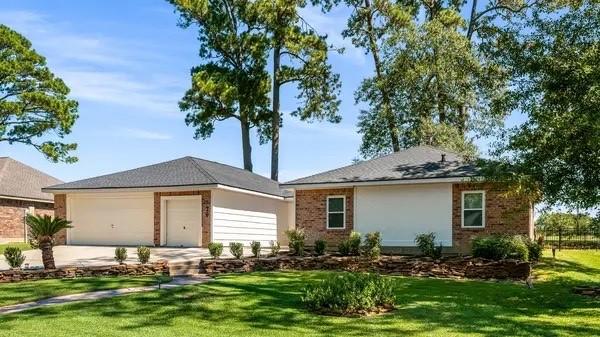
[281,146,534,253]
[43,157,294,247]
[42,146,533,253]
[0,157,62,243]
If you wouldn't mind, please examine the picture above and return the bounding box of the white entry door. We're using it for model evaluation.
[165,198,202,247]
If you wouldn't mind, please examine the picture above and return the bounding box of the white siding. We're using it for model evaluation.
[67,192,154,246]
[355,183,452,246]
[211,189,289,246]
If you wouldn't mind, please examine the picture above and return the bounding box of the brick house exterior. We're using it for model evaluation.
[0,198,54,243]
[294,183,533,253]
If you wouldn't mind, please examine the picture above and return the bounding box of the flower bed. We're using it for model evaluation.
[199,255,531,280]
[0,260,169,283]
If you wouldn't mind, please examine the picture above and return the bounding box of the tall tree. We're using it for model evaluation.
[345,1,537,158]
[0,24,78,162]
[254,0,341,181]
[342,0,404,156]
[170,0,271,172]
[486,0,600,209]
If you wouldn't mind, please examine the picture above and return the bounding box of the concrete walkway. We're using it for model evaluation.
[0,275,212,315]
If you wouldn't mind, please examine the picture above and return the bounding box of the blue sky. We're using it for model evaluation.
[0,0,521,183]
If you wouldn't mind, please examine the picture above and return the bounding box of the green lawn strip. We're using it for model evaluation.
[0,275,171,307]
[0,242,32,255]
[0,250,598,337]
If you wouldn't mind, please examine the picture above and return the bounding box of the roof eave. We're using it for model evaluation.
[42,184,220,194]
[281,176,483,189]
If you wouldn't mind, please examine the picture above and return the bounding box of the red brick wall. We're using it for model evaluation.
[53,194,67,245]
[0,198,54,242]
[153,191,211,247]
[295,188,354,245]
[452,183,533,253]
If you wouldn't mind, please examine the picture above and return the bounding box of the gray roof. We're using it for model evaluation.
[282,146,479,186]
[44,157,284,197]
[0,157,63,202]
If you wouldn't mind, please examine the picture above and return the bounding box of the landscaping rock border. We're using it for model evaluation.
[0,260,169,283]
[199,255,531,280]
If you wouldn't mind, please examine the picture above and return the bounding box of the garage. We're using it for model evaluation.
[160,196,202,247]
[67,193,154,246]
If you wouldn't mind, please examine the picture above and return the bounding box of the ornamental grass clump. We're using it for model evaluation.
[3,246,26,269]
[208,242,224,258]
[302,272,395,316]
[471,235,529,261]
[229,242,244,259]
[314,239,327,256]
[269,240,281,256]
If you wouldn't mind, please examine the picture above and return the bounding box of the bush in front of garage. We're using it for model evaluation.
[208,242,224,258]
[229,242,244,259]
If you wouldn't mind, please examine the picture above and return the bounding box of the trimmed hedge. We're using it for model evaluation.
[472,235,529,261]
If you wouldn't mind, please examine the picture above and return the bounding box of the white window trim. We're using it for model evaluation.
[461,190,486,228]
[326,195,346,230]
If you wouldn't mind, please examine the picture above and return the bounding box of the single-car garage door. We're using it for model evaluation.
[67,193,154,246]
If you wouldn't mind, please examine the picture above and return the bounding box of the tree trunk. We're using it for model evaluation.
[271,44,281,181]
[240,119,253,172]
[364,0,401,153]
[40,239,55,269]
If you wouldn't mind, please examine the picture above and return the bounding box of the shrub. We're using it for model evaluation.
[114,247,128,264]
[338,240,351,256]
[471,235,529,261]
[349,231,361,255]
[137,246,151,264]
[362,232,382,259]
[229,242,244,259]
[286,229,305,256]
[269,240,281,256]
[415,232,442,258]
[338,231,361,256]
[525,238,543,261]
[208,242,224,258]
[250,241,261,258]
[3,246,26,269]
[314,239,327,256]
[302,272,396,316]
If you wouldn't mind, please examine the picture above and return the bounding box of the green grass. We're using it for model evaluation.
[0,250,598,337]
[0,242,32,255]
[0,275,171,307]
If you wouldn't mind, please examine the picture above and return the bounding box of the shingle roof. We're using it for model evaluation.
[44,157,284,197]
[282,146,479,186]
[0,158,63,202]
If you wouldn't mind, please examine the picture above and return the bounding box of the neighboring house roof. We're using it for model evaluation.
[282,146,479,187]
[44,157,284,197]
[0,157,63,202]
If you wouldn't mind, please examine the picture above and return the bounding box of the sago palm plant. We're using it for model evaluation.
[26,214,72,269]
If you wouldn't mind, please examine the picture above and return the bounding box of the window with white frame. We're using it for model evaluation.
[327,196,345,229]
[462,191,485,228]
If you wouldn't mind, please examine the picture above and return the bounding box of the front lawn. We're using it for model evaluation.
[0,242,32,255]
[0,250,598,337]
[0,275,171,307]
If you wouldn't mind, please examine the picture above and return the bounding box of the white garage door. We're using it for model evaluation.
[212,189,279,246]
[68,193,154,246]
[355,184,453,246]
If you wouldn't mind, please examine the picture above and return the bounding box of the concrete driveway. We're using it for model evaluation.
[0,245,234,271]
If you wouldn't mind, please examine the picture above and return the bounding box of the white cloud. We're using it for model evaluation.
[120,128,172,140]
[298,6,366,65]
[0,10,187,117]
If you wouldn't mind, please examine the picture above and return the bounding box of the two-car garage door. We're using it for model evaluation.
[67,193,154,246]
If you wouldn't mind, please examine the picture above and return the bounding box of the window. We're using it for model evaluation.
[327,196,345,229]
[462,191,485,228]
